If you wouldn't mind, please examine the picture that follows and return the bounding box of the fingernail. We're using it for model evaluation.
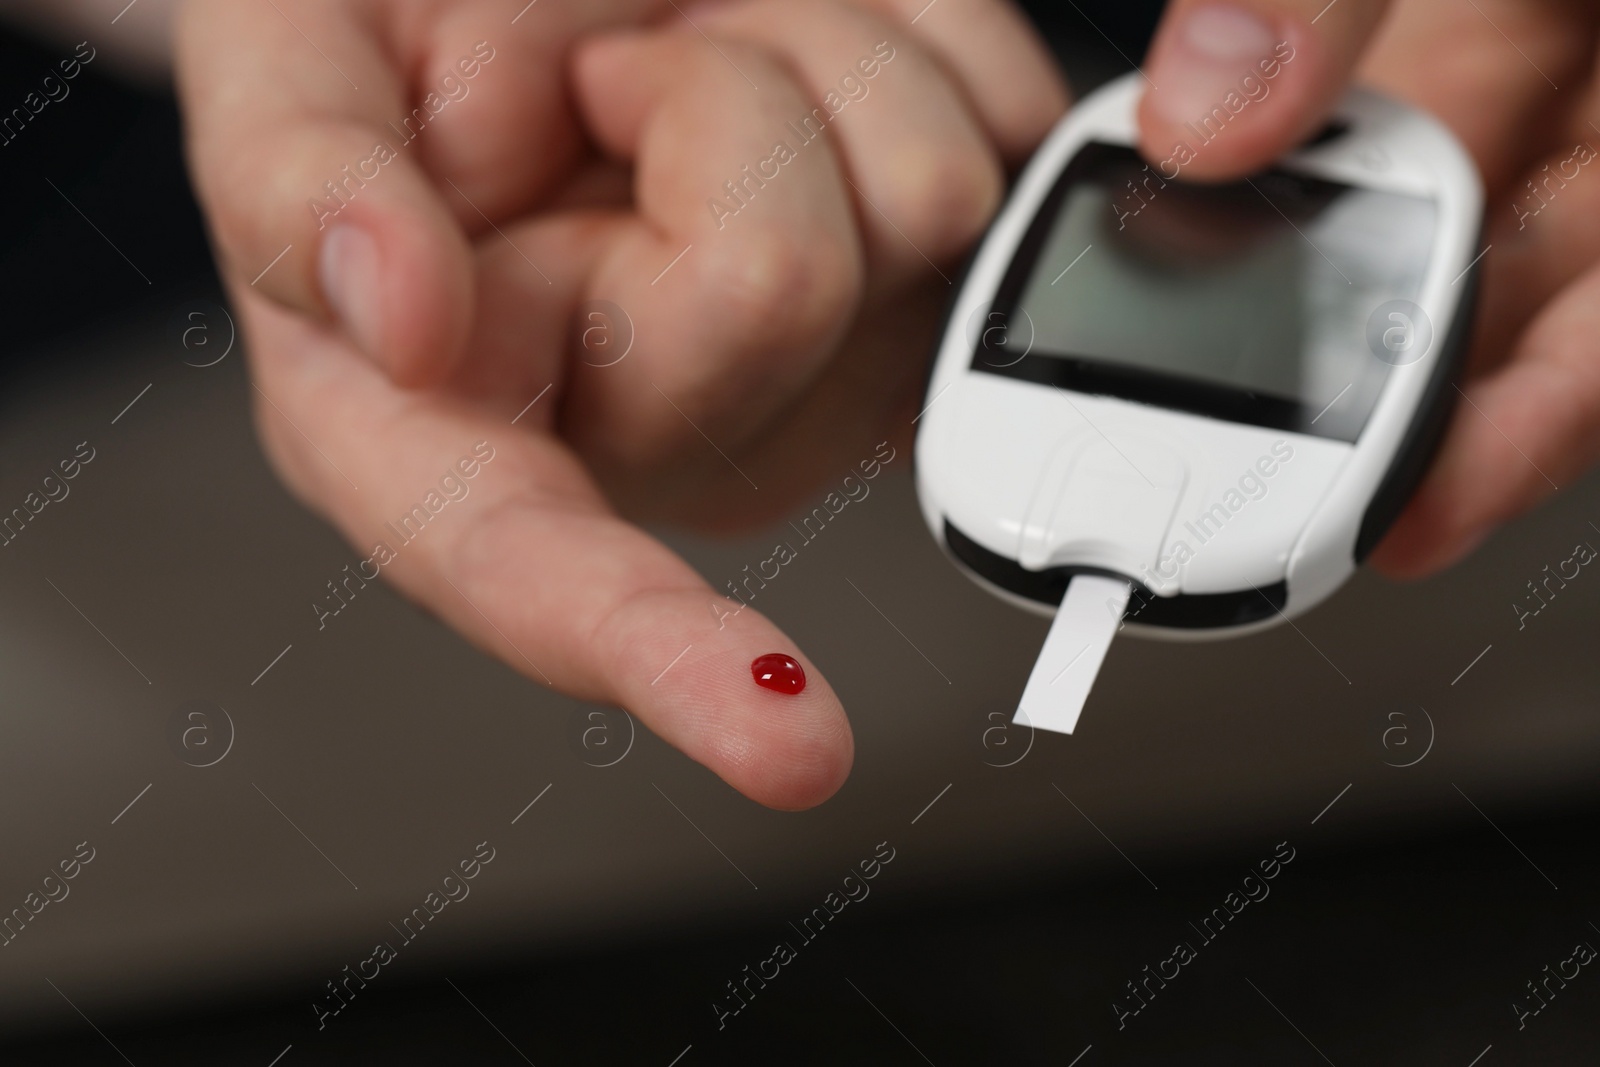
[319,225,384,358]
[1149,4,1278,126]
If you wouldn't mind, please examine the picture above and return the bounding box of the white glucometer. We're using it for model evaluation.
[916,72,1483,734]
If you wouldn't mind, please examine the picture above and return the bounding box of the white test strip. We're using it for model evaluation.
[1015,575,1132,736]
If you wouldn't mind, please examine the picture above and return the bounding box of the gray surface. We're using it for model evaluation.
[2,314,1597,1030]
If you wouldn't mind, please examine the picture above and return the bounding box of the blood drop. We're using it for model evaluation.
[751,653,806,695]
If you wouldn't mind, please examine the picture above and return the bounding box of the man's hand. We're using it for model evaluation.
[1136,0,1600,577]
[174,0,1068,809]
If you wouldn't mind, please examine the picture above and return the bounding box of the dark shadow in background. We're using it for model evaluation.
[2,3,1597,1064]
[0,29,214,367]
[5,808,1598,1064]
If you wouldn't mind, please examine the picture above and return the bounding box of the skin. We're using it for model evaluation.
[170,0,1600,808]
[173,0,1068,810]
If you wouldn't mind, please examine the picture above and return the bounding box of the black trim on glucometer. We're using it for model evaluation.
[942,519,1285,629]
[987,354,1310,432]
[1353,238,1481,562]
[1300,120,1351,149]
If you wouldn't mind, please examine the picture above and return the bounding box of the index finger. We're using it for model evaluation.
[234,274,855,811]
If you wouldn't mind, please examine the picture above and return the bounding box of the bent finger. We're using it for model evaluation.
[564,29,863,468]
[690,0,1003,284]
[859,0,1070,165]
[175,0,473,386]
[1370,262,1600,578]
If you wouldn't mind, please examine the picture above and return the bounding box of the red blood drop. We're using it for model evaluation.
[751,653,806,695]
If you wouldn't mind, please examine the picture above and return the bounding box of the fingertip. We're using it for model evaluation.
[1367,531,1446,581]
[571,26,648,80]
[1368,525,1487,580]
[570,30,656,159]
[724,677,856,811]
[602,591,855,810]
[670,642,856,811]
[1365,474,1492,580]
[1137,4,1326,180]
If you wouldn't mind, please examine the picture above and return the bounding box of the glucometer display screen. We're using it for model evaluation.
[976,142,1438,442]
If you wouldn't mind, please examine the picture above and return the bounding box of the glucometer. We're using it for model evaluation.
[915,72,1483,735]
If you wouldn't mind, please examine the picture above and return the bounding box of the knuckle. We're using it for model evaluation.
[702,224,862,351]
[890,148,1002,261]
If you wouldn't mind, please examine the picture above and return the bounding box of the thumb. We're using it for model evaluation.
[1136,0,1392,180]
[175,0,473,387]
